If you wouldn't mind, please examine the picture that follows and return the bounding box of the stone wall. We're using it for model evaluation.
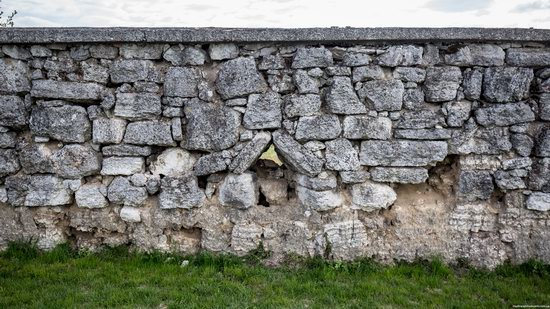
[0,28,549,268]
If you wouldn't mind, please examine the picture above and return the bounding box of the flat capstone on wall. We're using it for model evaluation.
[0,27,550,268]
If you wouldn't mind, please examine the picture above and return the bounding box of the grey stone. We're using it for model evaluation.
[396,109,441,129]
[110,60,155,83]
[193,152,228,176]
[445,45,504,66]
[283,94,321,118]
[164,67,201,98]
[230,132,271,174]
[90,45,118,59]
[0,186,6,203]
[272,130,323,177]
[209,43,239,60]
[258,54,285,70]
[243,92,282,129]
[445,100,471,127]
[494,170,525,190]
[30,105,91,143]
[528,158,550,192]
[295,172,338,191]
[359,80,404,111]
[506,48,550,67]
[325,138,360,171]
[107,176,148,207]
[0,132,16,148]
[0,149,19,177]
[403,88,425,109]
[512,133,533,157]
[150,148,196,177]
[114,92,161,120]
[70,46,90,61]
[225,98,247,107]
[444,46,472,66]
[163,46,206,66]
[424,66,462,102]
[325,76,366,114]
[92,117,127,144]
[296,185,342,211]
[293,69,319,94]
[326,66,351,76]
[483,67,533,103]
[352,65,384,82]
[120,206,141,222]
[30,45,52,57]
[5,175,73,207]
[526,192,550,211]
[295,115,341,141]
[0,95,27,127]
[31,80,105,102]
[343,116,392,140]
[184,102,240,151]
[393,67,425,83]
[370,167,428,184]
[101,157,144,176]
[123,120,175,146]
[540,93,550,121]
[82,60,109,84]
[377,45,423,67]
[145,175,160,195]
[359,140,448,166]
[258,178,288,205]
[216,57,267,100]
[340,170,370,184]
[475,102,535,127]
[219,173,258,209]
[502,157,532,170]
[291,47,333,69]
[457,170,494,202]
[2,45,31,60]
[423,44,441,65]
[463,68,483,100]
[159,174,206,209]
[452,126,512,155]
[75,183,108,208]
[535,127,550,157]
[351,181,397,212]
[394,128,453,140]
[120,44,163,59]
[341,51,370,67]
[52,144,101,178]
[18,143,55,174]
[102,144,151,157]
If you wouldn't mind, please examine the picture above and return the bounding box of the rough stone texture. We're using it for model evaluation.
[159,174,205,209]
[292,47,333,69]
[526,192,550,211]
[283,94,321,118]
[164,67,201,98]
[0,59,30,93]
[216,57,267,100]
[209,43,239,60]
[123,120,175,146]
[230,132,271,173]
[475,103,535,127]
[457,170,494,202]
[377,45,422,67]
[359,80,404,111]
[219,173,258,209]
[5,175,72,206]
[351,181,397,212]
[295,115,342,141]
[272,130,323,177]
[296,185,342,211]
[193,152,228,176]
[52,144,101,178]
[101,156,144,176]
[110,59,155,83]
[370,167,428,184]
[424,66,462,102]
[31,80,105,102]
[343,116,392,140]
[507,48,550,67]
[325,138,360,171]
[75,183,108,208]
[30,105,91,143]
[0,149,20,177]
[243,92,282,129]
[93,117,127,144]
[325,76,366,114]
[107,176,148,207]
[360,140,447,166]
[150,148,195,177]
[114,93,161,120]
[483,67,534,103]
[0,95,28,127]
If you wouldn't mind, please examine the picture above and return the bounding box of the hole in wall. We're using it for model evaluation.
[197,175,208,190]
[258,190,270,207]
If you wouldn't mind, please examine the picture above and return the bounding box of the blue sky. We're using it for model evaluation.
[4,0,550,28]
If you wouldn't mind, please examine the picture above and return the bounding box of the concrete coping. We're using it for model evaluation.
[0,27,549,44]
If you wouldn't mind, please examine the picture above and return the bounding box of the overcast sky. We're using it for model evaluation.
[4,0,550,28]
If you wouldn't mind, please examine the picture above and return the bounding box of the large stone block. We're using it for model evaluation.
[325,76,366,114]
[119,44,163,59]
[31,80,105,102]
[475,103,535,127]
[291,47,333,69]
[377,45,423,67]
[0,59,30,93]
[325,138,360,171]
[296,185,342,211]
[359,80,404,111]
[526,192,550,211]
[243,92,282,129]
[295,115,341,141]
[164,67,201,98]
[209,43,239,60]
[52,144,102,179]
[219,173,258,209]
[483,67,533,103]
[0,149,20,177]
[184,101,240,151]
[75,183,108,209]
[92,117,127,144]
[360,140,447,167]
[30,105,91,143]
[107,176,148,207]
[343,116,392,140]
[5,175,73,207]
[150,148,196,177]
[528,158,550,192]
[457,170,494,202]
[506,48,550,67]
[101,157,144,176]
[370,167,428,184]
[230,132,271,174]
[295,172,338,191]
[272,130,323,177]
[451,126,512,155]
[123,120,175,146]
[110,59,156,83]
[396,109,442,129]
[351,181,397,212]
[424,66,462,102]
[114,92,161,120]
[159,174,206,209]
[0,95,27,127]
[216,57,267,100]
[193,152,228,176]
[535,127,550,157]
[283,94,321,118]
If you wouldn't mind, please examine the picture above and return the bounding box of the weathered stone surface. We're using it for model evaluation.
[529,158,550,192]
[511,133,533,157]
[164,67,201,98]
[393,67,425,83]
[243,92,282,129]
[296,185,342,211]
[463,68,483,100]
[343,116,392,140]
[123,120,175,146]
[193,152,228,176]
[541,93,550,121]
[457,170,494,202]
[360,140,447,166]
[445,101,471,127]
[30,105,91,143]
[351,181,397,212]
[231,222,263,255]
[219,173,258,209]
[120,206,141,223]
[0,59,30,93]
[258,178,288,204]
[0,132,16,148]
[90,45,118,59]
[114,93,161,120]
[150,148,196,177]
[370,167,428,184]
[209,43,239,60]
[259,54,285,70]
[506,48,550,67]
[359,80,404,111]
[352,65,384,82]
[184,102,240,151]
[102,144,151,157]
[494,170,526,190]
[295,172,337,191]
[230,132,271,174]
[475,103,535,127]
[325,138,360,171]
[52,144,101,178]
[424,66,462,102]
[377,45,423,67]
[451,126,512,155]
[526,192,550,211]
[110,60,155,83]
[396,109,441,129]
[216,57,267,100]
[120,44,163,59]
[293,70,319,94]
[163,46,206,66]
[101,157,144,176]
[394,128,453,140]
[295,115,341,141]
[272,130,323,177]
[107,176,148,207]
[292,47,333,69]
[75,183,108,208]
[535,127,550,157]
[403,88,425,109]
[5,175,72,207]
[283,94,321,118]
[159,174,205,209]
[483,67,533,103]
[340,169,370,184]
[0,149,20,177]
[92,117,127,144]
[31,80,105,102]
[341,51,370,67]
[325,76,366,114]
[18,143,54,174]
[445,45,504,66]
[0,95,27,127]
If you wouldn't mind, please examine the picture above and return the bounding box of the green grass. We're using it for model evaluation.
[1,242,549,308]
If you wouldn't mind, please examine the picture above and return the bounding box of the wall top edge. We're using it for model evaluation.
[0,27,549,44]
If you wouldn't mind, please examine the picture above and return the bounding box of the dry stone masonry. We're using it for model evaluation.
[0,28,550,268]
